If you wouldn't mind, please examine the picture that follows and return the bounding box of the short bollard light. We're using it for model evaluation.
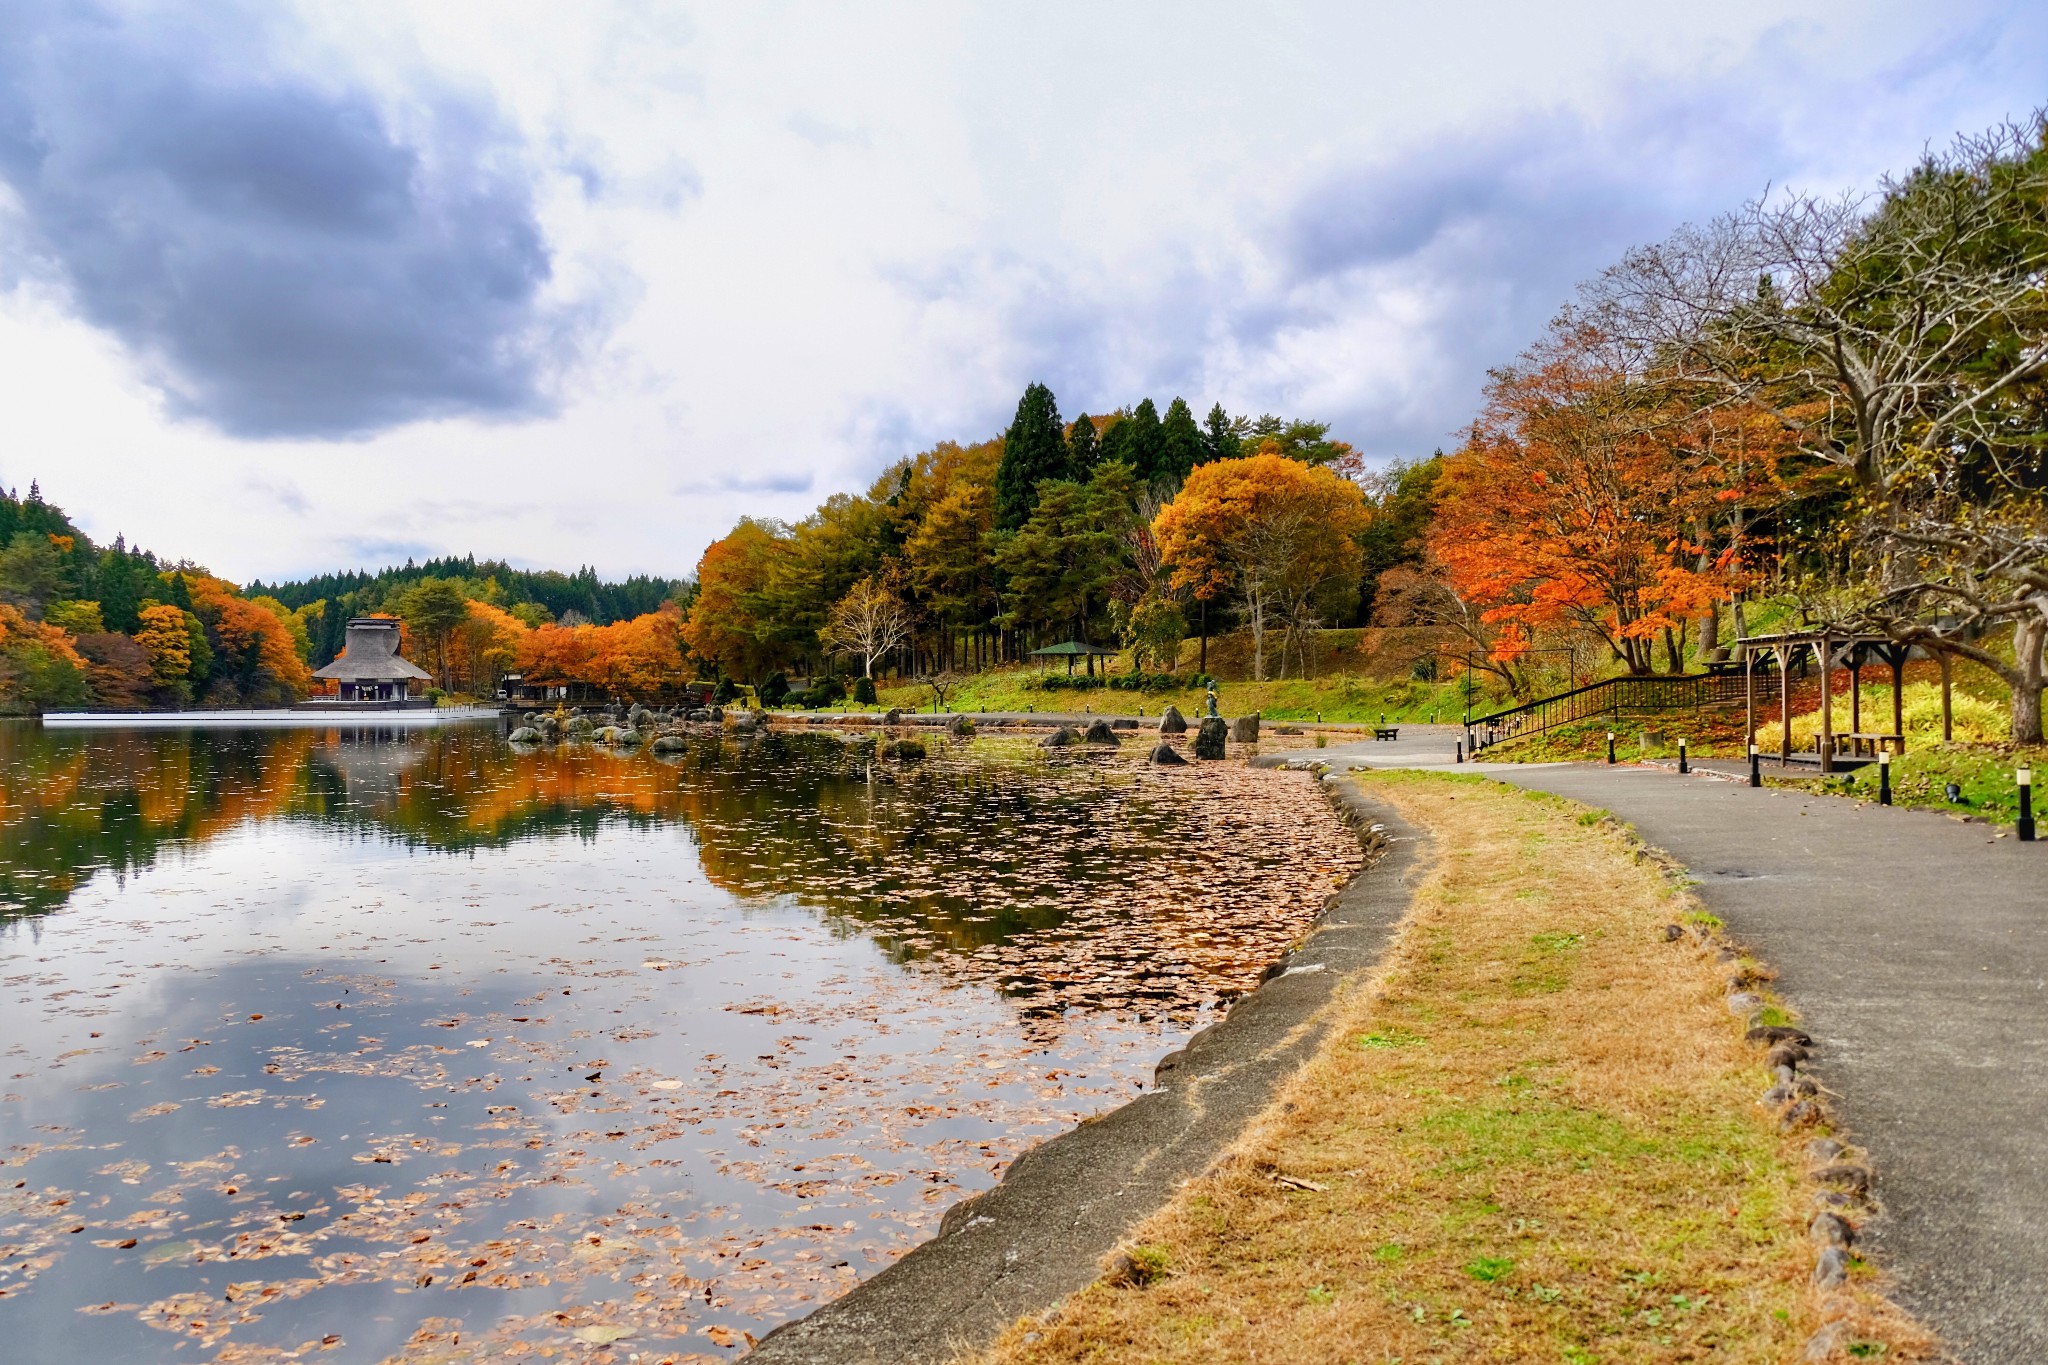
[1677,737,1689,774]
[1878,749,1892,806]
[1606,731,1616,765]
[2019,767,2036,843]
[1455,740,1464,764]
[1748,742,1761,788]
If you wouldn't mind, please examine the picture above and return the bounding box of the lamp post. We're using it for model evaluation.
[2020,767,2035,842]
[1878,749,1892,806]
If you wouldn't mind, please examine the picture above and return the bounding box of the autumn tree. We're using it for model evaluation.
[397,578,473,690]
[1430,318,1739,676]
[1589,115,2048,734]
[822,576,915,678]
[682,519,788,683]
[1154,451,1371,680]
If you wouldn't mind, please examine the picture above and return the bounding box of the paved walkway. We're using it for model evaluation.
[1310,728,2046,1361]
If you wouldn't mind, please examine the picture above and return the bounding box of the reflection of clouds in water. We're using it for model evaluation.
[1,727,1356,1356]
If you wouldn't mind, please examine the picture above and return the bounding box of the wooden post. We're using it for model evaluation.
[1744,650,1756,755]
[1890,644,1906,752]
[1818,637,1834,775]
[1850,646,1862,737]
[1778,646,1792,763]
[1940,652,1954,743]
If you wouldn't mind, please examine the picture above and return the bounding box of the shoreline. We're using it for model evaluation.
[748,770,1423,1364]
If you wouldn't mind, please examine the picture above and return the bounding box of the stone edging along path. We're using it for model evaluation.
[747,778,1428,1365]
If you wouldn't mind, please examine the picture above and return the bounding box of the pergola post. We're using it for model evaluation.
[1940,652,1954,742]
[1777,645,1792,763]
[1889,644,1907,752]
[1818,637,1834,775]
[1744,650,1756,754]
[1849,645,1862,737]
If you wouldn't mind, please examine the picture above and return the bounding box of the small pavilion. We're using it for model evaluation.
[1737,630,1955,774]
[1028,640,1121,678]
[312,618,432,703]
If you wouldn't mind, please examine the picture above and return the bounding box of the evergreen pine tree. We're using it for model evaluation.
[1098,413,1134,470]
[1203,403,1240,464]
[1066,413,1098,477]
[995,382,1067,531]
[1159,398,1203,484]
[1124,398,1164,482]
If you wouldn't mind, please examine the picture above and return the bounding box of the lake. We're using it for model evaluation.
[0,720,1359,1363]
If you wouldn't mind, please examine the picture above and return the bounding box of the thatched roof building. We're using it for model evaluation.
[312,619,432,701]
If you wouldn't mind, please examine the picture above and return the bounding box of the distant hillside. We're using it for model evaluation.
[249,556,691,666]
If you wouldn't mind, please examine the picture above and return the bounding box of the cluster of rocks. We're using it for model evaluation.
[506,701,730,753]
[1140,704,1257,765]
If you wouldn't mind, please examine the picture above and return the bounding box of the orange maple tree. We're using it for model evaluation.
[1431,317,1772,676]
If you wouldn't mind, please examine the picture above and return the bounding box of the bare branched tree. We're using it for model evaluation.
[1588,115,2048,739]
[821,577,914,680]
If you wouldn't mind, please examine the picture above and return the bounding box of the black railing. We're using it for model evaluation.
[1466,670,1753,750]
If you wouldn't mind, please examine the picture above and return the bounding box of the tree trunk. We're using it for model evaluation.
[2012,616,2046,745]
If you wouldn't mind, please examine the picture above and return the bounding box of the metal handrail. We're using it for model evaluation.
[1466,670,1750,748]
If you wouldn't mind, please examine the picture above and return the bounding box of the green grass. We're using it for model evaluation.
[863,667,1496,724]
[1821,742,2047,828]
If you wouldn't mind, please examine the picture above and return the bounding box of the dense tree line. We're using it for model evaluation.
[682,392,1399,687]
[252,555,687,665]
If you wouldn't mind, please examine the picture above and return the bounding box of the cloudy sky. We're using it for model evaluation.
[1,0,2042,585]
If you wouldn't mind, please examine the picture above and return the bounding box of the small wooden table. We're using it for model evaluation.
[1374,727,1400,741]
[1829,732,1906,758]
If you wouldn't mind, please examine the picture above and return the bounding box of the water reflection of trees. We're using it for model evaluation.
[0,726,1142,950]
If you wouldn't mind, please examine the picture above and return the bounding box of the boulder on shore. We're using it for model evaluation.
[1194,716,1228,760]
[947,714,975,738]
[1040,726,1080,748]
[1157,705,1188,735]
[1150,742,1188,766]
[507,726,543,745]
[1229,714,1261,744]
[884,707,904,726]
[1083,719,1120,745]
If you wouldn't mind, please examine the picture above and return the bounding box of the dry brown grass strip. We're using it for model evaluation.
[966,771,1936,1365]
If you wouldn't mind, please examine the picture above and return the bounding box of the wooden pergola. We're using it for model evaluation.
[1737,630,1955,774]
[1028,640,1120,677]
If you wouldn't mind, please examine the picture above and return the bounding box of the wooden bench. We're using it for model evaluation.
[1373,727,1400,741]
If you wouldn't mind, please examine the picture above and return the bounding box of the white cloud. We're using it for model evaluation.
[3,0,2042,583]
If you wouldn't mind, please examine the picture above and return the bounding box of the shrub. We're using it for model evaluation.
[853,675,878,705]
[805,676,846,708]
[1787,681,2006,747]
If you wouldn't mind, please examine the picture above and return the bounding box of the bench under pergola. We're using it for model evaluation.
[1737,630,1957,773]
[1028,640,1121,677]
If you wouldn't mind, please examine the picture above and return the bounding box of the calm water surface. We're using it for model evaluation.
[0,721,1357,1363]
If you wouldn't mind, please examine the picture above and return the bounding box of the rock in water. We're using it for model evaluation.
[1150,742,1188,765]
[884,708,904,726]
[650,734,687,754]
[1157,705,1188,735]
[1083,719,1120,745]
[507,726,542,745]
[947,714,975,737]
[1194,716,1228,760]
[1040,726,1079,748]
[1229,714,1260,744]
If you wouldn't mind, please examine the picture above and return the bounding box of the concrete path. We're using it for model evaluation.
[1312,727,2046,1362]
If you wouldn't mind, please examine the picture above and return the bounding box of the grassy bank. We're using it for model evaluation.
[869,669,1488,724]
[968,772,1930,1364]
